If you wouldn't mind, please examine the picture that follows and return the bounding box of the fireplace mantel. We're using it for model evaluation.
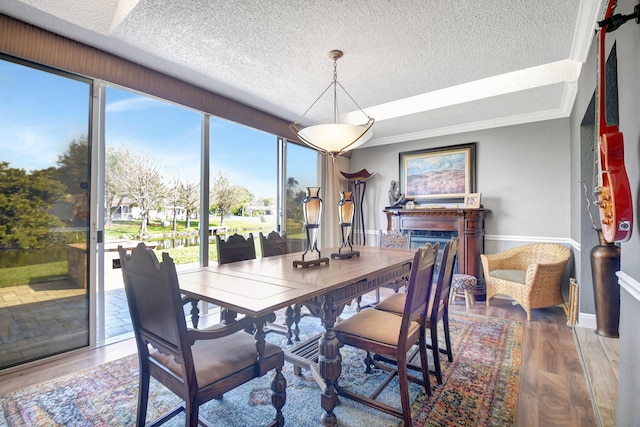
[383,207,489,292]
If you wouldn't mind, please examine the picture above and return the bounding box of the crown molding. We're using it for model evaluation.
[368,96,574,147]
[570,0,603,62]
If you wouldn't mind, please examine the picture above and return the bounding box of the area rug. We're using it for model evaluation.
[0,309,522,427]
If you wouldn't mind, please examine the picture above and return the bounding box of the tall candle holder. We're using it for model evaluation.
[293,187,330,268]
[331,191,360,259]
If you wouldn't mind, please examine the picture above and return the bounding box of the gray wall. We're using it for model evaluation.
[353,1,640,417]
[350,119,572,255]
[573,0,640,421]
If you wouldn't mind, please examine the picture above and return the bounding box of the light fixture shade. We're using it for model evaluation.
[290,49,374,158]
[297,123,373,155]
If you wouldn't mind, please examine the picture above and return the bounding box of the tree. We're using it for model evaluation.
[0,162,66,249]
[233,186,253,216]
[55,136,91,225]
[286,176,304,225]
[105,147,128,226]
[56,136,89,195]
[179,180,199,229]
[168,176,181,232]
[110,150,166,236]
[286,177,299,199]
[258,197,274,207]
[210,172,245,226]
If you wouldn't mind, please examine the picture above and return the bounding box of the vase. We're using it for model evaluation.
[302,187,322,255]
[590,229,621,338]
[338,191,354,248]
[294,187,329,268]
[331,191,359,259]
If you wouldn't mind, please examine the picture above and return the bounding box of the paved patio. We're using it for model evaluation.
[0,274,223,370]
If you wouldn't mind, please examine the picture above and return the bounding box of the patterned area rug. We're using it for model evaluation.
[0,309,522,427]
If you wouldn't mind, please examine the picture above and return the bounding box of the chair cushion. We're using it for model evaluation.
[490,269,526,284]
[451,274,477,290]
[375,291,436,318]
[334,308,420,346]
[374,292,405,314]
[151,329,282,387]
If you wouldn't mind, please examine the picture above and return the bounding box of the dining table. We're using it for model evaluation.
[178,245,415,427]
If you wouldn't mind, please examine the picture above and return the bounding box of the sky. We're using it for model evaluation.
[0,59,317,201]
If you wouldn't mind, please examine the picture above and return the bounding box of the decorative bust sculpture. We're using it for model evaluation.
[388,180,404,206]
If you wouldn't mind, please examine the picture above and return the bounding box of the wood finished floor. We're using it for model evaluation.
[0,297,603,426]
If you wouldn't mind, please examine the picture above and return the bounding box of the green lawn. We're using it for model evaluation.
[0,261,68,287]
[0,218,304,288]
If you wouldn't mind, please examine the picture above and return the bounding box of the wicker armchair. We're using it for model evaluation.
[482,243,571,321]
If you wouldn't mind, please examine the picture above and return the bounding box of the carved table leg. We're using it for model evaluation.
[221,307,238,324]
[293,304,302,342]
[285,305,294,345]
[319,293,341,426]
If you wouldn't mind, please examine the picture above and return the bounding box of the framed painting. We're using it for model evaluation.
[464,192,482,208]
[399,143,476,202]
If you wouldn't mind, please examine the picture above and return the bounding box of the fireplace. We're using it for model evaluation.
[409,230,459,276]
[384,207,489,297]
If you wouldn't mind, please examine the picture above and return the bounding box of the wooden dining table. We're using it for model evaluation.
[178,245,414,427]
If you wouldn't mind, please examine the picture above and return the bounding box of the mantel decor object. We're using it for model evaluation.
[331,191,360,260]
[294,187,329,268]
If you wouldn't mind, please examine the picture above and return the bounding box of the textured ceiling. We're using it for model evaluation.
[0,0,605,148]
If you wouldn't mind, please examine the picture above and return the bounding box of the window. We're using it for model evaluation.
[0,56,92,368]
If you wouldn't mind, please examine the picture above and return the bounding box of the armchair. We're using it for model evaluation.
[482,243,571,321]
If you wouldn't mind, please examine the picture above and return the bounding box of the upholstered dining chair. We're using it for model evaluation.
[118,243,286,427]
[333,244,438,426]
[482,243,571,320]
[375,237,459,384]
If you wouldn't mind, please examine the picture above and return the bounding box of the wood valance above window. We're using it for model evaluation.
[0,13,300,144]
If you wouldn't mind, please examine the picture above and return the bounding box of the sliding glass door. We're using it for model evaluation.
[101,86,202,345]
[285,143,319,252]
[0,55,321,369]
[0,57,92,369]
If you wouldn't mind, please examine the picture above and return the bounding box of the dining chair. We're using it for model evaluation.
[332,243,438,426]
[118,243,286,427]
[259,230,288,257]
[216,232,257,264]
[356,230,411,310]
[216,233,257,323]
[377,229,411,292]
[375,237,459,384]
[258,231,302,344]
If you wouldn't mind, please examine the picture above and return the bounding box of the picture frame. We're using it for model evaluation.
[464,192,482,208]
[399,143,476,202]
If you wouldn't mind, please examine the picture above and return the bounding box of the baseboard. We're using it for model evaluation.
[577,312,596,330]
